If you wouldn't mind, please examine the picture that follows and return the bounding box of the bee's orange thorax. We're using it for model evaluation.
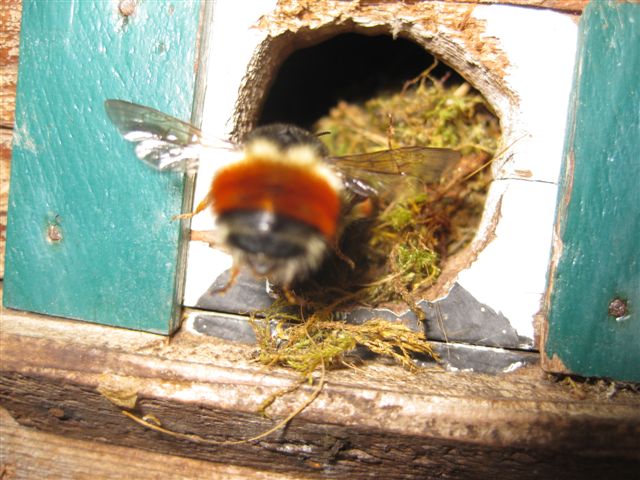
[211,159,341,240]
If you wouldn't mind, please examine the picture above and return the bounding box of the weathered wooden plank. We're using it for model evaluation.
[1,304,639,478]
[0,129,10,280]
[0,407,297,480]
[543,1,640,381]
[0,0,21,62]
[0,0,22,126]
[2,0,202,333]
[0,64,18,130]
[451,0,587,13]
[0,0,21,280]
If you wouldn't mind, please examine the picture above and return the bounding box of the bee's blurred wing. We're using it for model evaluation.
[105,99,207,172]
[330,146,461,197]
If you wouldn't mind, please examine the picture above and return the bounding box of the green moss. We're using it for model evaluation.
[251,309,437,377]
[316,67,499,157]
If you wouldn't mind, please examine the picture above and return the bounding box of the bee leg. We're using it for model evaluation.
[282,287,307,306]
[172,195,211,221]
[333,197,377,269]
[190,229,218,248]
[350,197,375,220]
[212,264,240,295]
[386,112,395,150]
[332,242,355,270]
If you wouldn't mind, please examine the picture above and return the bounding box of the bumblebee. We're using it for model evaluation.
[105,99,460,291]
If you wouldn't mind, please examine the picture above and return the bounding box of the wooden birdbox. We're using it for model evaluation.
[3,0,638,379]
[2,1,639,478]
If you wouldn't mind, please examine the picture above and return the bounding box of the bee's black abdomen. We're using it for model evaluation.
[220,210,323,259]
[217,209,328,283]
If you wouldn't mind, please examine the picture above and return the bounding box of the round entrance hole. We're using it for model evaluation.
[255,33,501,308]
[258,33,463,129]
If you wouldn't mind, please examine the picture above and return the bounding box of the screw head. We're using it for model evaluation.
[118,0,137,17]
[47,224,63,243]
[608,297,628,319]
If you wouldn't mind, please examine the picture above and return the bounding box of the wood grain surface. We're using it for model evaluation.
[6,3,635,477]
[0,0,21,279]
[2,303,639,479]
[0,407,299,480]
[452,0,587,12]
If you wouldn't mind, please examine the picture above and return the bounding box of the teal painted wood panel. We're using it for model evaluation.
[3,0,201,333]
[545,1,639,381]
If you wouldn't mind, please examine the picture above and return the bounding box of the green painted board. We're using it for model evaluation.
[545,1,639,381]
[3,0,202,333]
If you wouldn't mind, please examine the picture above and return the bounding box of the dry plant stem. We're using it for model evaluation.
[120,362,326,445]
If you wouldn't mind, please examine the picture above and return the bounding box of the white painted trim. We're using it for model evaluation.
[183,0,277,307]
[456,6,577,341]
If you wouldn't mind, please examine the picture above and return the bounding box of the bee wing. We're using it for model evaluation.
[330,146,461,197]
[105,99,207,172]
